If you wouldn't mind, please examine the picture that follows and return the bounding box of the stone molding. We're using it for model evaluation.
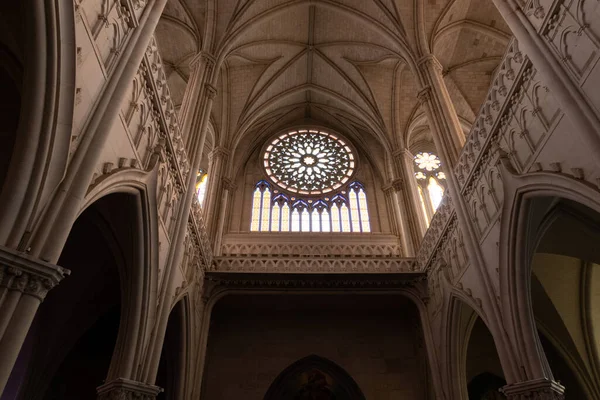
[500,378,565,399]
[213,256,417,274]
[0,245,69,301]
[205,271,426,292]
[220,234,402,257]
[97,378,162,400]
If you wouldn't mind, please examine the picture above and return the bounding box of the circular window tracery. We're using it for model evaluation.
[263,129,355,195]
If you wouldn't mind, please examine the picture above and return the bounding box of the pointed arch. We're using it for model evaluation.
[263,355,366,400]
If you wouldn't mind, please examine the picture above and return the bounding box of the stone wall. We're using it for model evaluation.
[202,294,430,400]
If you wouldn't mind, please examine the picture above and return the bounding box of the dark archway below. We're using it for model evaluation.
[264,355,366,400]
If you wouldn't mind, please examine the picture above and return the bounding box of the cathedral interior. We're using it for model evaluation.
[1,0,600,399]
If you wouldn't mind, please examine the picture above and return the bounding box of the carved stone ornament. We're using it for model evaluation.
[500,378,565,400]
[97,378,162,400]
[0,245,69,301]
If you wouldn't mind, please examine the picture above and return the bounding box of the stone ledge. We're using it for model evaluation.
[501,378,565,399]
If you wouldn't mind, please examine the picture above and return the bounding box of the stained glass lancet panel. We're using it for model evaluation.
[414,152,446,225]
[250,187,262,232]
[321,209,331,232]
[261,189,271,231]
[281,203,290,232]
[311,209,320,232]
[331,203,341,232]
[349,190,360,233]
[358,189,371,232]
[196,171,208,206]
[291,209,300,232]
[249,179,371,233]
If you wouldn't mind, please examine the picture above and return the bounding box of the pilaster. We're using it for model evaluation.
[97,378,162,400]
[501,378,565,400]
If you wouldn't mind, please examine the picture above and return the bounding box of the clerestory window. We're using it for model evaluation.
[196,170,208,206]
[250,129,370,233]
[414,152,446,224]
[250,181,370,233]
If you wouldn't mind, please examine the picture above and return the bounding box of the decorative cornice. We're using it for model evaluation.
[500,378,565,399]
[0,245,69,301]
[213,256,416,274]
[97,378,162,400]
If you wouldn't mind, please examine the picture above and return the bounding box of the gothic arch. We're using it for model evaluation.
[263,355,366,400]
[442,294,508,400]
[9,189,155,398]
[0,0,76,247]
[498,169,600,393]
[156,297,191,400]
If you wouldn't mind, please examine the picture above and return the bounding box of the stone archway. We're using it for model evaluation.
[4,192,147,399]
[264,355,366,400]
[527,197,600,398]
[446,296,507,399]
[156,299,188,400]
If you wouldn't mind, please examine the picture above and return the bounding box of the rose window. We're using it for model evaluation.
[414,152,441,171]
[264,129,355,195]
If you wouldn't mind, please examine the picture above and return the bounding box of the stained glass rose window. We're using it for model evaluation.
[263,129,355,195]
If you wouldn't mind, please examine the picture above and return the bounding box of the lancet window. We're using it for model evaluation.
[250,181,370,233]
[414,152,446,224]
[195,170,208,206]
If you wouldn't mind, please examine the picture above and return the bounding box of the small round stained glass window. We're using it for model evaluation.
[263,129,355,195]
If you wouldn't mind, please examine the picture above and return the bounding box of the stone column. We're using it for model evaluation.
[394,149,428,237]
[417,55,465,166]
[491,0,600,162]
[0,245,68,395]
[383,179,418,256]
[500,378,565,400]
[203,146,230,240]
[97,378,161,400]
[212,178,236,256]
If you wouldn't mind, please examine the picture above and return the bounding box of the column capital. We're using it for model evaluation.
[417,54,443,72]
[0,245,69,301]
[208,146,230,161]
[392,148,415,160]
[417,86,432,105]
[222,177,237,191]
[383,178,404,194]
[189,51,216,71]
[500,378,565,400]
[204,83,217,100]
[97,378,162,400]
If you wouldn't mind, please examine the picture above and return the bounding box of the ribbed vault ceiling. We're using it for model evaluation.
[155,0,510,178]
